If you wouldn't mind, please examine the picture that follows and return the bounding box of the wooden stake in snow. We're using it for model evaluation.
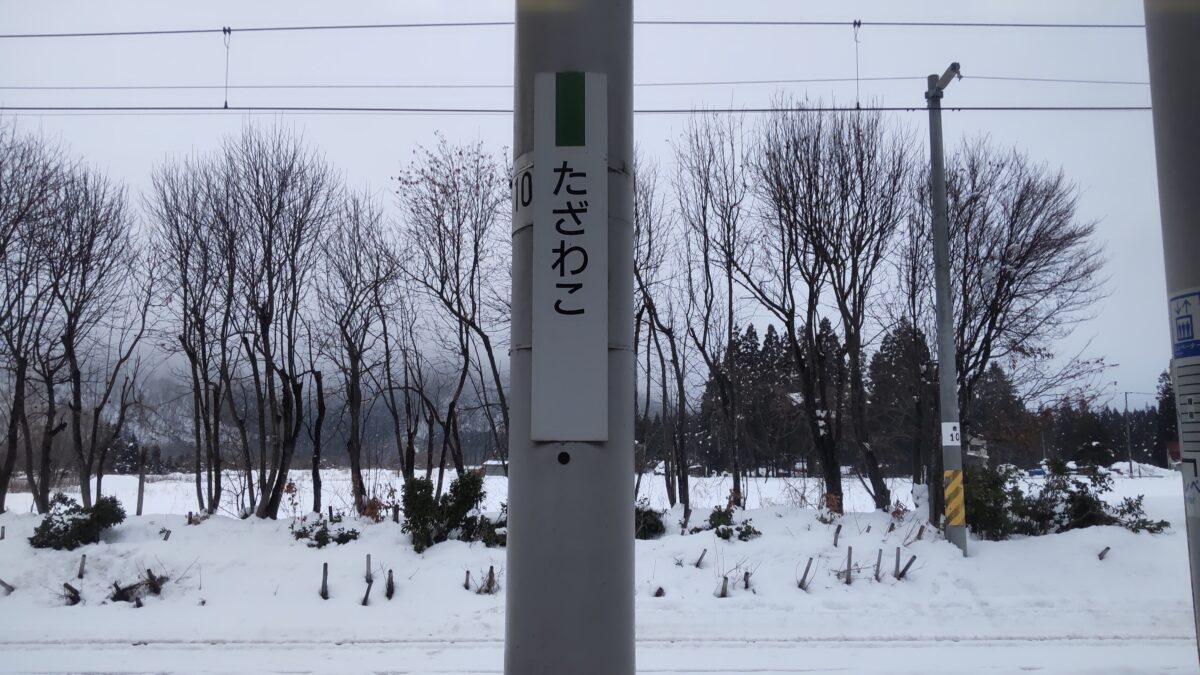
[328,506,334,520]
[916,525,925,541]
[361,578,374,606]
[897,555,917,580]
[1,525,5,540]
[161,529,171,541]
[320,562,329,600]
[385,570,395,600]
[798,557,814,592]
[833,523,843,547]
[77,554,87,580]
[718,576,729,598]
[392,505,400,524]
[0,578,14,595]
[844,546,853,586]
[1099,546,1111,561]
[464,570,472,590]
[479,566,497,595]
[654,587,665,597]
[365,554,373,583]
[62,582,81,606]
[743,570,751,590]
[874,548,883,582]
[887,521,896,534]
[894,547,901,579]
[694,548,707,569]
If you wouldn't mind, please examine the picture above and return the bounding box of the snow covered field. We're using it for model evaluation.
[1,469,1196,674]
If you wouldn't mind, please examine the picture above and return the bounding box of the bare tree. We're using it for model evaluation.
[45,166,150,508]
[739,105,846,512]
[0,124,65,512]
[673,112,751,507]
[943,139,1107,430]
[633,155,675,505]
[396,137,508,487]
[316,189,398,514]
[149,156,242,514]
[227,125,339,519]
[801,110,912,510]
[634,158,694,523]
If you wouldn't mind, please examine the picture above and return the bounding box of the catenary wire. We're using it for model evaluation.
[0,105,1154,116]
[0,19,1146,40]
[0,75,1151,92]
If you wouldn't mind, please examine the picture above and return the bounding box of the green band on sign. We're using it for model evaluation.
[556,72,585,147]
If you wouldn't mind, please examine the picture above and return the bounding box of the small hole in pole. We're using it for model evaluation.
[557,452,571,465]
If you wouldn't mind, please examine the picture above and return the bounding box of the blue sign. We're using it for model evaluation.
[1170,290,1200,358]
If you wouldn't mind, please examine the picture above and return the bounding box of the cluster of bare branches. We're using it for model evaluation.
[142,127,511,519]
[634,100,1106,515]
[0,121,152,513]
[1,106,1105,523]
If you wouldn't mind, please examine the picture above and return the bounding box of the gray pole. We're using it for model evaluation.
[926,63,968,556]
[1125,391,1135,477]
[1144,0,1200,663]
[506,1,635,673]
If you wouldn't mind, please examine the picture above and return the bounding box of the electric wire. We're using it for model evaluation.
[0,75,1150,92]
[0,19,1146,40]
[0,105,1154,117]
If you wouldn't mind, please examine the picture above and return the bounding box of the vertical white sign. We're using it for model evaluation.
[530,72,608,441]
[1171,288,1200,515]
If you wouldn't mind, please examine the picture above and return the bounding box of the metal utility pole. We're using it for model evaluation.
[1144,0,1200,663]
[506,0,635,673]
[926,61,967,556]
[1125,391,1135,477]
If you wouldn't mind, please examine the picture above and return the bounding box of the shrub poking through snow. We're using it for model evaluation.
[402,472,497,552]
[29,493,126,551]
[634,500,666,540]
[291,518,360,549]
[964,459,1169,540]
[690,505,761,542]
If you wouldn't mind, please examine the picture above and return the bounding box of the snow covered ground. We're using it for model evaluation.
[1,469,1196,674]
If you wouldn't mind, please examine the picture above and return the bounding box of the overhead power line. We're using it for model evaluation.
[0,19,1145,40]
[0,74,1152,93]
[0,104,1154,117]
[0,76,928,92]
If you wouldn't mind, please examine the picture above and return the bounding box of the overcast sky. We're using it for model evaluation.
[0,0,1164,407]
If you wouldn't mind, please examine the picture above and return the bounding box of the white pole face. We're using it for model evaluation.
[1144,0,1200,665]
[507,2,635,674]
[529,72,609,442]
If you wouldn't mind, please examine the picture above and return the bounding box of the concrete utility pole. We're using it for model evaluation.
[925,62,967,556]
[506,0,635,673]
[1144,0,1200,664]
[1125,391,1135,477]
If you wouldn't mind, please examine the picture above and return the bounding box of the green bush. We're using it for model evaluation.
[690,505,761,542]
[963,460,1168,540]
[291,518,360,548]
[634,500,666,540]
[402,473,491,552]
[963,465,1021,541]
[29,493,126,550]
[401,476,438,552]
[707,506,734,529]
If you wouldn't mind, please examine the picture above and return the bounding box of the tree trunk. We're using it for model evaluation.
[0,358,27,513]
[347,354,366,515]
[136,445,147,516]
[311,371,325,514]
